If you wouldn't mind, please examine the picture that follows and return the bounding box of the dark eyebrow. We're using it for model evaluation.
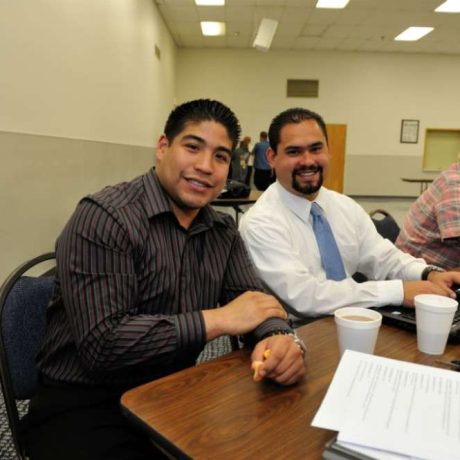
[182,134,206,144]
[181,134,232,156]
[285,141,324,151]
[309,141,324,149]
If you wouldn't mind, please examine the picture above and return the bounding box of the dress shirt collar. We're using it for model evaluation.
[274,181,327,224]
[142,168,227,228]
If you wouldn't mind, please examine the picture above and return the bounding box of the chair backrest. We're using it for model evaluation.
[0,252,55,460]
[369,209,400,243]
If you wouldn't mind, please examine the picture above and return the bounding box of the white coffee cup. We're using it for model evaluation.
[414,294,458,355]
[334,307,382,356]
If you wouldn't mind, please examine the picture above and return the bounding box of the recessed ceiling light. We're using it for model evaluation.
[200,21,226,36]
[316,0,350,8]
[394,27,434,41]
[435,0,460,13]
[195,0,225,5]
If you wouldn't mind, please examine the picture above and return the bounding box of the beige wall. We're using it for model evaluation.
[0,0,176,144]
[3,3,460,281]
[176,48,460,195]
[0,0,176,281]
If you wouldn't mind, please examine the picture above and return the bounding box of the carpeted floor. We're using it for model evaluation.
[0,391,26,460]
[0,335,232,460]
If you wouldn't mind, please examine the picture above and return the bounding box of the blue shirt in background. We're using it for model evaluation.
[253,140,270,170]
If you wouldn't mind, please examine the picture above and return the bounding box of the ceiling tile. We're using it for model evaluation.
[197,7,226,21]
[154,0,460,55]
[282,7,313,23]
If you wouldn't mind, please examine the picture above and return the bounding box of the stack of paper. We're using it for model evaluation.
[312,350,460,460]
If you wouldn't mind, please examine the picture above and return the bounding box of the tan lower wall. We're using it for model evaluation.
[1,130,443,282]
[0,131,153,282]
[344,154,438,197]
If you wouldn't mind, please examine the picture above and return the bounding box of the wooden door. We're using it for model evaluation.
[324,124,347,193]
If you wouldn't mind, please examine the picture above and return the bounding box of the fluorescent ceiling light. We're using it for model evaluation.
[195,0,225,5]
[316,0,350,8]
[435,0,460,13]
[253,18,279,52]
[200,21,226,36]
[394,27,434,41]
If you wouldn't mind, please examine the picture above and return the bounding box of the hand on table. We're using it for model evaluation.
[403,275,460,307]
[251,334,305,386]
[427,271,460,298]
[202,291,287,341]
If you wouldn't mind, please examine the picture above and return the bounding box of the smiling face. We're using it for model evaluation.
[155,120,232,227]
[267,119,330,201]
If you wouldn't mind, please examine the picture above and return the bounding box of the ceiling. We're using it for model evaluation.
[155,0,460,55]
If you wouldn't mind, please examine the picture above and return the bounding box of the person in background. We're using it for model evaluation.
[23,99,305,460]
[396,161,460,271]
[239,107,460,326]
[253,131,275,190]
[231,135,251,182]
[245,142,255,186]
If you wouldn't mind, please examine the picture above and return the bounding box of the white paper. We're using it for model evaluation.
[312,350,460,460]
[338,441,414,459]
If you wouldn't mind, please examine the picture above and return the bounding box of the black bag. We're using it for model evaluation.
[218,180,251,199]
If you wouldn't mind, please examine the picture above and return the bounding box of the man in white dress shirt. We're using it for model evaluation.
[239,107,460,325]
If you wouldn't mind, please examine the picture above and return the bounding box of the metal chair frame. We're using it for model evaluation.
[0,252,55,460]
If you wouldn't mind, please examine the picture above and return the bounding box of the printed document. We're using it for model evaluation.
[312,350,460,460]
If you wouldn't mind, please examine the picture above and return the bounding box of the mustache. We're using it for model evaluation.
[293,165,323,174]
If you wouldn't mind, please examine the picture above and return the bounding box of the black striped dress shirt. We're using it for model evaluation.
[38,169,291,388]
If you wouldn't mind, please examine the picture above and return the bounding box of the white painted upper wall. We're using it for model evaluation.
[0,0,177,280]
[0,0,176,146]
[176,48,460,158]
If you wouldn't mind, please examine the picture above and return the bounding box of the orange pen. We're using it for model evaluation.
[252,349,271,381]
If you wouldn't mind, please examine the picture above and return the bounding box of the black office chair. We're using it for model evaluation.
[0,252,55,460]
[353,209,401,283]
[369,209,400,243]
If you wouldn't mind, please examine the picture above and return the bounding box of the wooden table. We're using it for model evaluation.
[211,190,262,225]
[121,318,460,459]
[401,177,434,194]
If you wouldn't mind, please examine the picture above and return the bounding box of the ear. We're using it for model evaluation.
[156,135,169,163]
[266,147,277,169]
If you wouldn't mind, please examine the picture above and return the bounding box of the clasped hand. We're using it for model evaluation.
[202,291,306,385]
[202,291,288,340]
[251,334,306,386]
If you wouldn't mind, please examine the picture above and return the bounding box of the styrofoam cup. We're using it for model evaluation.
[415,294,458,355]
[334,307,382,356]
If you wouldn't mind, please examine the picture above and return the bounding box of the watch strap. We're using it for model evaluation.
[262,330,307,354]
[421,265,445,280]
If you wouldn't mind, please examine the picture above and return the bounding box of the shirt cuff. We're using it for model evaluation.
[405,261,428,281]
[376,279,404,305]
[174,312,207,350]
[251,317,293,342]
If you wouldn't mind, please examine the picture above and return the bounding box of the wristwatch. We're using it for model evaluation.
[421,265,445,280]
[263,330,307,355]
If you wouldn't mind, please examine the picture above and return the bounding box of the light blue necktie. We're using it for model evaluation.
[310,202,346,281]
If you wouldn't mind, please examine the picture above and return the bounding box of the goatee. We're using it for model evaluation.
[291,166,323,196]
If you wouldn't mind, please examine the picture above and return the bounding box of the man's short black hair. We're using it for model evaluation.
[268,108,328,152]
[164,99,241,149]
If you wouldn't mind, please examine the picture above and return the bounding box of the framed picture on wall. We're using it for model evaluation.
[400,119,419,143]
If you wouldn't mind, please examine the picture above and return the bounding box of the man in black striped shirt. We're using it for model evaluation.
[23,99,305,460]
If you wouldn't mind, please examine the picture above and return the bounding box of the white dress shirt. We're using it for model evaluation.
[239,181,427,322]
